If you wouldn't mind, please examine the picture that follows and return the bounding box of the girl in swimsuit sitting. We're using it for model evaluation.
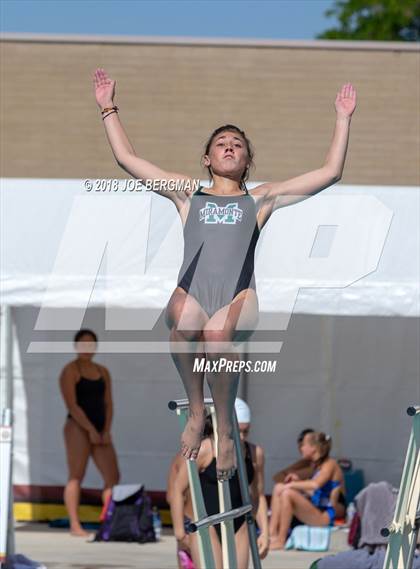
[59,329,120,537]
[93,68,356,480]
[269,431,345,550]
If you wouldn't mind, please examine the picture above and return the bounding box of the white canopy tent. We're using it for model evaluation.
[0,178,419,500]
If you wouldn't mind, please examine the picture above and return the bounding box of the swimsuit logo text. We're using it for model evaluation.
[199,201,243,224]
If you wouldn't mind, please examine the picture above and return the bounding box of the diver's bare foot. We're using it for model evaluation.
[70,526,90,537]
[216,434,237,480]
[181,407,206,460]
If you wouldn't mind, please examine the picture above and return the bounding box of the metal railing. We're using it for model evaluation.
[382,406,420,569]
[169,398,262,569]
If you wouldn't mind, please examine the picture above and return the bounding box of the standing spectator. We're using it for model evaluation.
[59,329,120,536]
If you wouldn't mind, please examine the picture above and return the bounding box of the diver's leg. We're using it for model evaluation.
[203,289,258,479]
[166,287,209,459]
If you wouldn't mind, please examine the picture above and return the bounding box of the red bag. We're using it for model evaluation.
[348,511,361,548]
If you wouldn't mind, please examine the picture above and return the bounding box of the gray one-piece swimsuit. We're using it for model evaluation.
[177,186,260,318]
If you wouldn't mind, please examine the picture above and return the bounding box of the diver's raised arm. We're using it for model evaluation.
[93,68,193,201]
[253,83,357,226]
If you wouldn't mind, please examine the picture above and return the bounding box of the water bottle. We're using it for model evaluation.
[346,501,356,527]
[152,506,162,541]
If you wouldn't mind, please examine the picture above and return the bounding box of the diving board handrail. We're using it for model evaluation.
[169,398,262,569]
[382,405,420,569]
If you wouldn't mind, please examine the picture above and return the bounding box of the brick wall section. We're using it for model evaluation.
[1,37,419,185]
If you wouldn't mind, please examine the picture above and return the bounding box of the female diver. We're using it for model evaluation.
[93,68,356,480]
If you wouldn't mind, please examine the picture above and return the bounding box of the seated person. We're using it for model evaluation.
[167,418,215,569]
[269,431,346,550]
[167,450,194,569]
[272,428,346,523]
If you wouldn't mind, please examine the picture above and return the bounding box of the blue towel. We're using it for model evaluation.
[285,525,331,552]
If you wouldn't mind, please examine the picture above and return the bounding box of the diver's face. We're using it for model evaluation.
[204,132,249,180]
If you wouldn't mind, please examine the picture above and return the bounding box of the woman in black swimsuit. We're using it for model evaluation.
[59,329,120,536]
[93,68,356,480]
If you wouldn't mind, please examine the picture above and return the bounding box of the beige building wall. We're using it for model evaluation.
[1,34,419,186]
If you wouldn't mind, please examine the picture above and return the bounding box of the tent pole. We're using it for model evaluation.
[0,305,15,564]
[6,306,14,411]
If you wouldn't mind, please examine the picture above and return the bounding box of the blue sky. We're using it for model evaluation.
[1,0,336,40]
